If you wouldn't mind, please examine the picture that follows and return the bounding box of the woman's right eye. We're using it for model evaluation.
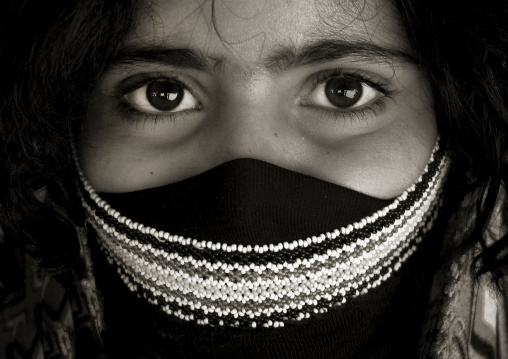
[122,80,200,114]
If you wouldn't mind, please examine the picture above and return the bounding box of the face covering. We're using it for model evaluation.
[78,137,449,329]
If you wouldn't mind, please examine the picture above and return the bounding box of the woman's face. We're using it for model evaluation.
[79,0,437,199]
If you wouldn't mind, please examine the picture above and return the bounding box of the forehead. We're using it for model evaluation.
[127,0,409,65]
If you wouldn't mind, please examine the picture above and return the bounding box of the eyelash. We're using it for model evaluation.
[305,69,396,122]
[115,72,201,124]
[115,69,397,125]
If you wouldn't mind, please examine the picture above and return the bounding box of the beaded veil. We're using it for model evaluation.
[77,138,449,329]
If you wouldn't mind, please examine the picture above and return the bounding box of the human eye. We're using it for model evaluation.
[302,69,396,119]
[117,73,202,121]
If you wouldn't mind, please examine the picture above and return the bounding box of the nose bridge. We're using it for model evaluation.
[216,71,284,161]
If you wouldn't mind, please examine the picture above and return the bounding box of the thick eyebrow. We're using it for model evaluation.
[113,46,210,71]
[264,39,416,70]
[112,39,415,73]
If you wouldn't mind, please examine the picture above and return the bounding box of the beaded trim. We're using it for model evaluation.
[77,139,449,329]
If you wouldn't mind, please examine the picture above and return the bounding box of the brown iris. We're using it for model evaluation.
[325,78,363,108]
[147,81,184,111]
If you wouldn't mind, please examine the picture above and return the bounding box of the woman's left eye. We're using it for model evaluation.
[122,80,200,114]
[308,77,380,110]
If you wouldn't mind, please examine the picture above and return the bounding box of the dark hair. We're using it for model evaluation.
[0,0,507,308]
[395,0,508,288]
[0,0,139,307]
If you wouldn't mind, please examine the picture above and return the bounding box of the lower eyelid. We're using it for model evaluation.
[115,100,201,126]
[300,97,388,125]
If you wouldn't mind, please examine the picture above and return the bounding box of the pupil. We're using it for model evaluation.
[325,78,362,108]
[146,81,184,111]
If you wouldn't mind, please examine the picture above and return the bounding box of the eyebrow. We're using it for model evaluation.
[113,39,416,73]
[264,39,416,70]
[113,47,210,71]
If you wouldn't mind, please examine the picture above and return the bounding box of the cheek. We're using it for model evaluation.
[341,113,437,199]
[367,74,437,197]
[350,85,437,199]
[300,116,437,200]
[78,98,168,192]
[286,77,437,199]
[78,94,213,193]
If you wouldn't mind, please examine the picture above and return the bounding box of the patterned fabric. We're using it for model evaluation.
[79,140,449,330]
[0,255,45,359]
[0,226,103,359]
[418,190,508,359]
[1,197,507,358]
[418,248,508,358]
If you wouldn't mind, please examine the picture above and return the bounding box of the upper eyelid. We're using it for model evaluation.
[298,69,398,114]
[113,72,203,100]
[307,69,395,96]
[114,72,206,115]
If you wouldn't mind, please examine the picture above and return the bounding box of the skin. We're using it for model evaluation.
[79,0,437,199]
